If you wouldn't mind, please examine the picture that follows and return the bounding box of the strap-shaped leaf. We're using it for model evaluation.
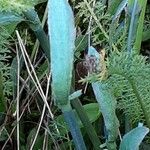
[56,103,101,136]
[119,126,149,150]
[112,0,127,21]
[108,0,122,15]
[48,0,76,107]
[92,82,119,150]
[0,12,24,25]
[0,72,5,112]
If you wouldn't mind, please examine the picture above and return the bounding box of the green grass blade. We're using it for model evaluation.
[108,0,122,15]
[134,0,148,53]
[71,99,102,150]
[127,0,148,54]
[127,0,139,54]
[0,72,5,112]
[10,55,24,100]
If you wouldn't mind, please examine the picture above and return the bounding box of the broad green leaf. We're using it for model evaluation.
[48,0,76,107]
[119,126,149,150]
[55,103,101,136]
[92,82,119,150]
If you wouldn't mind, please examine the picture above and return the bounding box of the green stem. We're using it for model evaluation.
[23,8,50,61]
[63,109,87,150]
[71,98,102,150]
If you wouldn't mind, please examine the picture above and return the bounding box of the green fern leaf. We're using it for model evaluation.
[106,51,150,127]
[0,0,46,13]
[0,26,12,102]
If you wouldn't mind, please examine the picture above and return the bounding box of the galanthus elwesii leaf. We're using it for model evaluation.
[69,90,82,101]
[0,13,24,25]
[111,0,127,21]
[48,0,76,107]
[55,103,101,136]
[119,126,149,150]
[92,82,119,150]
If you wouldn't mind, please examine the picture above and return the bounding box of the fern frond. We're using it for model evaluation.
[76,0,111,46]
[106,51,150,127]
[0,0,41,13]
